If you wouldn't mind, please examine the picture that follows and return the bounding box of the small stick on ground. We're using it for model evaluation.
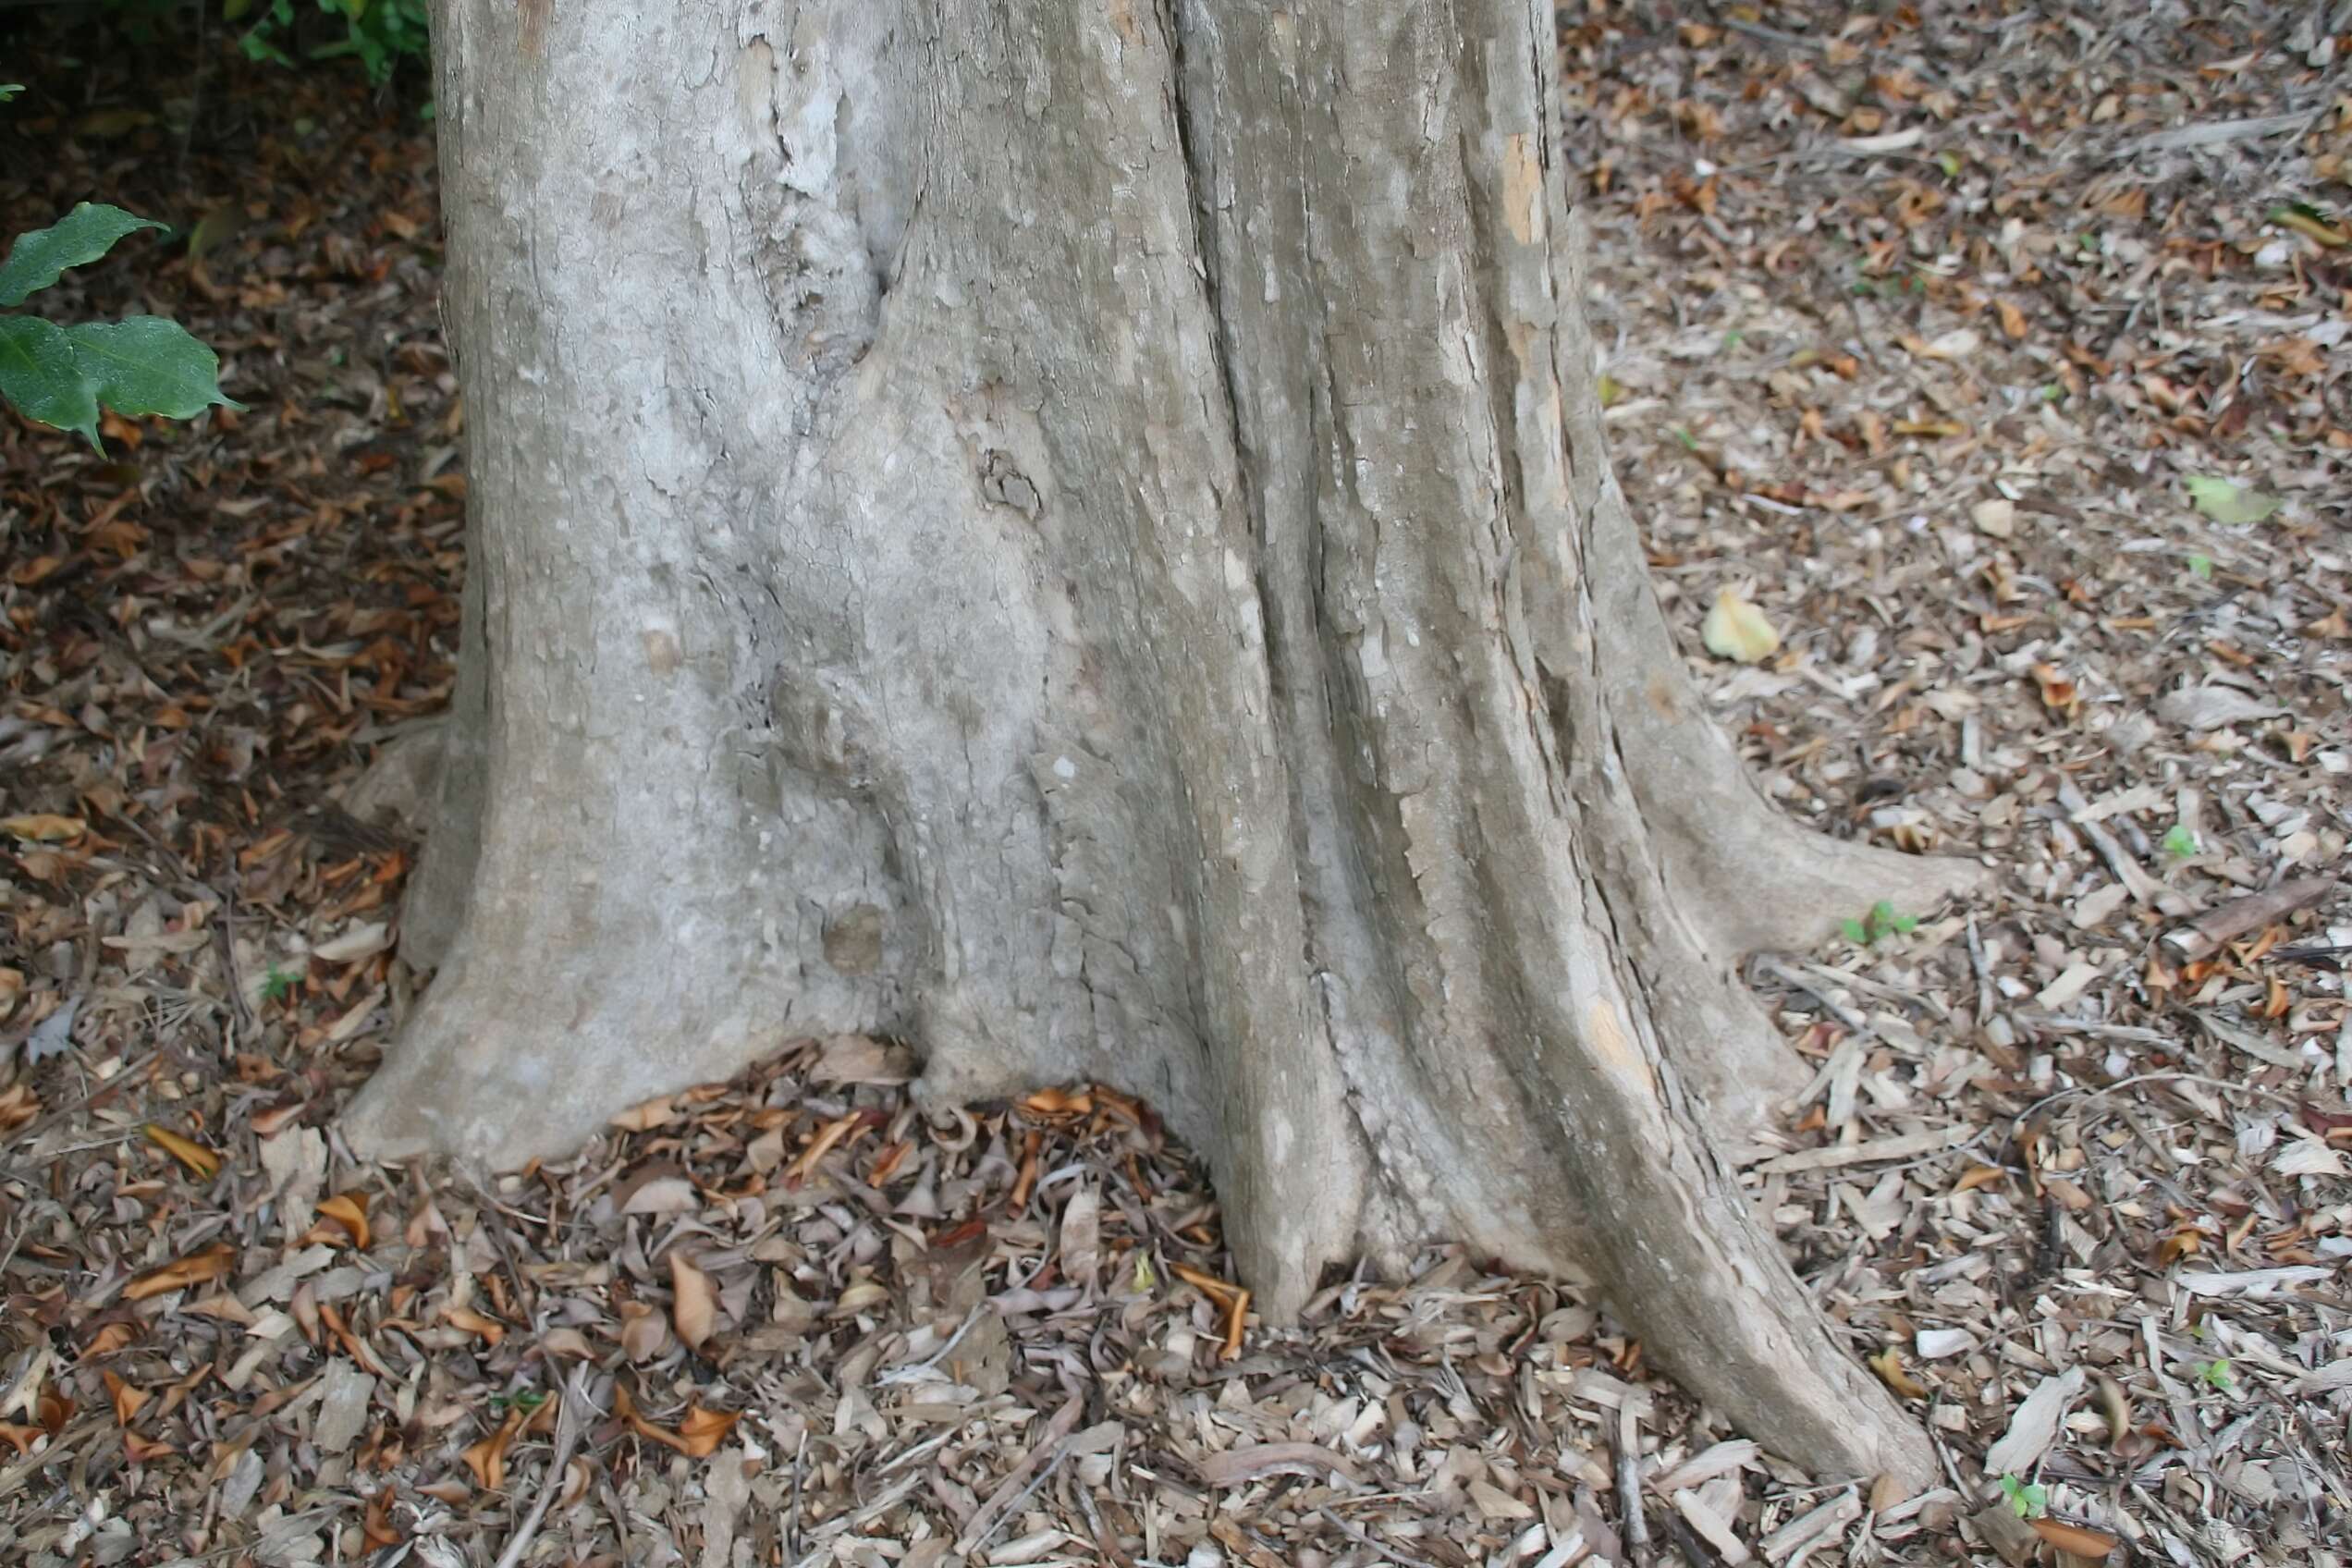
[1618,1403,1652,1568]
[490,1366,586,1568]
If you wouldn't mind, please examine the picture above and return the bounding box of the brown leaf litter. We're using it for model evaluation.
[5,4,2349,1565]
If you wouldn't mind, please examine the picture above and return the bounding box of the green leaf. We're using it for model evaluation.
[63,316,242,422]
[0,314,103,447]
[2187,553,2213,580]
[0,202,166,307]
[2185,475,2279,526]
[223,0,252,18]
[0,85,24,103]
[2162,824,2198,860]
[1841,917,1869,944]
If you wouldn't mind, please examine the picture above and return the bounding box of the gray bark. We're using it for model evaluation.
[344,0,1983,1487]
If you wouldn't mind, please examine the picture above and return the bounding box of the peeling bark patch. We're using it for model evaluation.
[516,0,550,58]
[1645,674,1680,720]
[823,905,887,974]
[1586,998,1653,1091]
[642,630,683,676]
[1501,134,1542,246]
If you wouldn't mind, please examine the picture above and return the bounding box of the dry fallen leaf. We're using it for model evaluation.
[0,1084,39,1133]
[123,1243,237,1301]
[143,1122,223,1180]
[2030,1518,2121,1558]
[618,1299,670,1362]
[1701,586,1779,663]
[1868,1347,1928,1400]
[614,1381,740,1457]
[444,1305,507,1346]
[101,1370,149,1427]
[784,1110,864,1183]
[608,1096,677,1133]
[669,1251,717,1352]
[302,1192,372,1252]
[0,814,86,843]
[461,1407,524,1489]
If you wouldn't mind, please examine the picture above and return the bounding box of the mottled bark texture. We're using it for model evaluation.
[344,0,1982,1484]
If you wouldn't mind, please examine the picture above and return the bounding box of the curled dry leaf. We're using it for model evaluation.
[1868,1347,1928,1400]
[461,1407,525,1490]
[613,1381,740,1458]
[2028,663,2077,714]
[608,1095,677,1133]
[301,1192,371,1251]
[444,1305,507,1346]
[123,1242,236,1301]
[538,1327,595,1361]
[618,1299,670,1362]
[669,1251,718,1352]
[2096,1376,2133,1449]
[100,1370,148,1427]
[361,1493,403,1550]
[784,1110,865,1184]
[142,1122,222,1180]
[0,1084,41,1133]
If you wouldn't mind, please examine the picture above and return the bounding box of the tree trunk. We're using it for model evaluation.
[346,0,1982,1486]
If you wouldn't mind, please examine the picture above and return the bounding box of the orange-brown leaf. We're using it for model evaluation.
[2029,1518,2120,1557]
[674,1404,741,1457]
[444,1306,507,1346]
[461,1408,524,1490]
[143,1123,223,1180]
[784,1111,864,1183]
[124,1243,237,1301]
[101,1370,149,1427]
[122,1429,175,1464]
[362,1493,403,1550]
[303,1192,372,1252]
[669,1252,717,1353]
[80,1319,140,1357]
[613,1382,740,1458]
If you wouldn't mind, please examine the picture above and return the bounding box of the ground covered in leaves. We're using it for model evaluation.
[2,5,2347,1566]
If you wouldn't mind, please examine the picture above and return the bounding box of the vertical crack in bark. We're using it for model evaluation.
[1162,0,1454,1269]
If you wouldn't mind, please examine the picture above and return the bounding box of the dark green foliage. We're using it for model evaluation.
[0,204,240,450]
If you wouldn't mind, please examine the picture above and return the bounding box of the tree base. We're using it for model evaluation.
[346,0,1973,1489]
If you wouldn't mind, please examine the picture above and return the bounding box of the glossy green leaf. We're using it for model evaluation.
[0,202,165,307]
[64,316,242,422]
[0,314,103,447]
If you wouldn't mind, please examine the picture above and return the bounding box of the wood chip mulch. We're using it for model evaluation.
[3,5,2346,1565]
